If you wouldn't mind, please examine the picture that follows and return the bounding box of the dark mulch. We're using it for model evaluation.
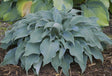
[0,22,112,76]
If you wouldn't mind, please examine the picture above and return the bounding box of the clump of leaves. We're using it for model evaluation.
[0,8,112,76]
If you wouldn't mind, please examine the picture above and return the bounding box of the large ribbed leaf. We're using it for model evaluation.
[53,0,73,10]
[40,38,59,65]
[29,29,43,43]
[62,31,74,43]
[24,43,40,56]
[81,0,109,26]
[13,26,29,40]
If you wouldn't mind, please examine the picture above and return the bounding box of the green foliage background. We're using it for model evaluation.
[0,0,112,26]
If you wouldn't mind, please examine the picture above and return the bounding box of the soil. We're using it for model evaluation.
[0,21,112,76]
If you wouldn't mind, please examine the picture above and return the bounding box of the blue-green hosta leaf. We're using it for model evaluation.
[0,42,12,49]
[79,39,93,63]
[14,22,26,30]
[63,19,70,29]
[1,31,13,43]
[53,0,73,10]
[59,38,68,49]
[68,9,81,16]
[95,32,112,45]
[29,28,43,43]
[38,11,53,20]
[20,56,25,68]
[51,53,61,72]
[42,29,50,38]
[81,0,109,26]
[90,48,104,62]
[44,22,54,29]
[84,50,93,63]
[40,38,59,65]
[53,8,62,24]
[66,26,79,32]
[70,16,92,25]
[0,48,17,66]
[61,54,73,76]
[33,57,42,75]
[15,41,25,63]
[59,48,66,59]
[24,54,40,72]
[52,53,73,76]
[13,26,29,40]
[68,41,84,63]
[76,27,103,50]
[84,45,93,63]
[62,31,74,43]
[24,43,40,56]
[53,23,63,32]
[44,22,63,32]
[35,20,47,29]
[24,16,39,25]
[75,54,88,73]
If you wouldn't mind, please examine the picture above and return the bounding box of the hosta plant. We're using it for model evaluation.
[0,8,112,76]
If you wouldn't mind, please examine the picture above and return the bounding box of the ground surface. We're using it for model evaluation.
[0,21,112,76]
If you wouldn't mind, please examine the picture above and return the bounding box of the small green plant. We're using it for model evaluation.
[0,8,112,76]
